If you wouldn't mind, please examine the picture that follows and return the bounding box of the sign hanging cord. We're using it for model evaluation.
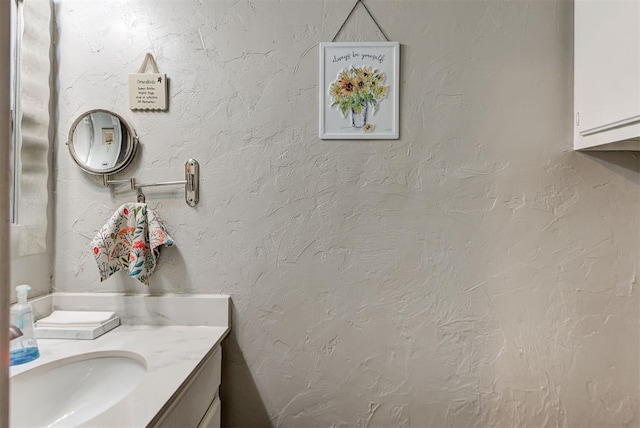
[137,53,160,73]
[331,0,390,42]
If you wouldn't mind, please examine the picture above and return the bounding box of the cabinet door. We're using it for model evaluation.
[198,397,221,428]
[154,346,222,428]
[575,0,640,137]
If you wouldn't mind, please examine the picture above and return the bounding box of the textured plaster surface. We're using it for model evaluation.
[10,252,51,301]
[53,1,640,427]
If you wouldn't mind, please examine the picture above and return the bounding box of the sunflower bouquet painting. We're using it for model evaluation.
[328,66,389,133]
[320,42,399,139]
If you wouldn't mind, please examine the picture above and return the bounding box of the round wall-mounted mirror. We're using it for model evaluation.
[67,109,138,175]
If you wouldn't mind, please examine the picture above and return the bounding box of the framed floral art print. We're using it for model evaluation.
[319,42,399,139]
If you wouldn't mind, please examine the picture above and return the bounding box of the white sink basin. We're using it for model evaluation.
[10,351,146,427]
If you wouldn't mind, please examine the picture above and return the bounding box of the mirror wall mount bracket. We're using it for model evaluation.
[102,176,135,188]
[69,110,199,206]
[101,159,200,207]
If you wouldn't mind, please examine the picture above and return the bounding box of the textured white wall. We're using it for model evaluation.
[10,253,50,301]
[53,1,640,427]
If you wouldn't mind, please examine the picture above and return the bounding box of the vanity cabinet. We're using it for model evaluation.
[154,345,222,428]
[574,0,640,150]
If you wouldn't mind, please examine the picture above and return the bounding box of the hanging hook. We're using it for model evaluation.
[137,189,146,203]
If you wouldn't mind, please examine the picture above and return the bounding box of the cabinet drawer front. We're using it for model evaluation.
[198,397,221,428]
[154,346,222,428]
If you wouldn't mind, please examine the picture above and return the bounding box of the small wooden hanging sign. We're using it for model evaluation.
[129,53,168,111]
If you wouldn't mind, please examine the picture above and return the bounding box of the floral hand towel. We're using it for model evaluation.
[91,203,174,284]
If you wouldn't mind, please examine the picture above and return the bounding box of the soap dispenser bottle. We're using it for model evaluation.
[10,284,40,365]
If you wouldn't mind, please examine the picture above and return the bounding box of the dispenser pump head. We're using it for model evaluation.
[15,284,31,304]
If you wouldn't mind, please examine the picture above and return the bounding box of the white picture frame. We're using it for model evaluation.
[319,42,400,140]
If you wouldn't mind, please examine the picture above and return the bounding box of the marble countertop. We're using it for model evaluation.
[9,293,230,427]
[10,324,229,427]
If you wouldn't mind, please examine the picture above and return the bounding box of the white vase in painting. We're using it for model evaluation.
[351,103,368,128]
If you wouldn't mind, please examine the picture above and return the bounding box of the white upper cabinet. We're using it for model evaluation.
[574,0,640,150]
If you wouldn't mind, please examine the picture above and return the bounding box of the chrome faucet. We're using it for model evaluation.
[9,324,23,340]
